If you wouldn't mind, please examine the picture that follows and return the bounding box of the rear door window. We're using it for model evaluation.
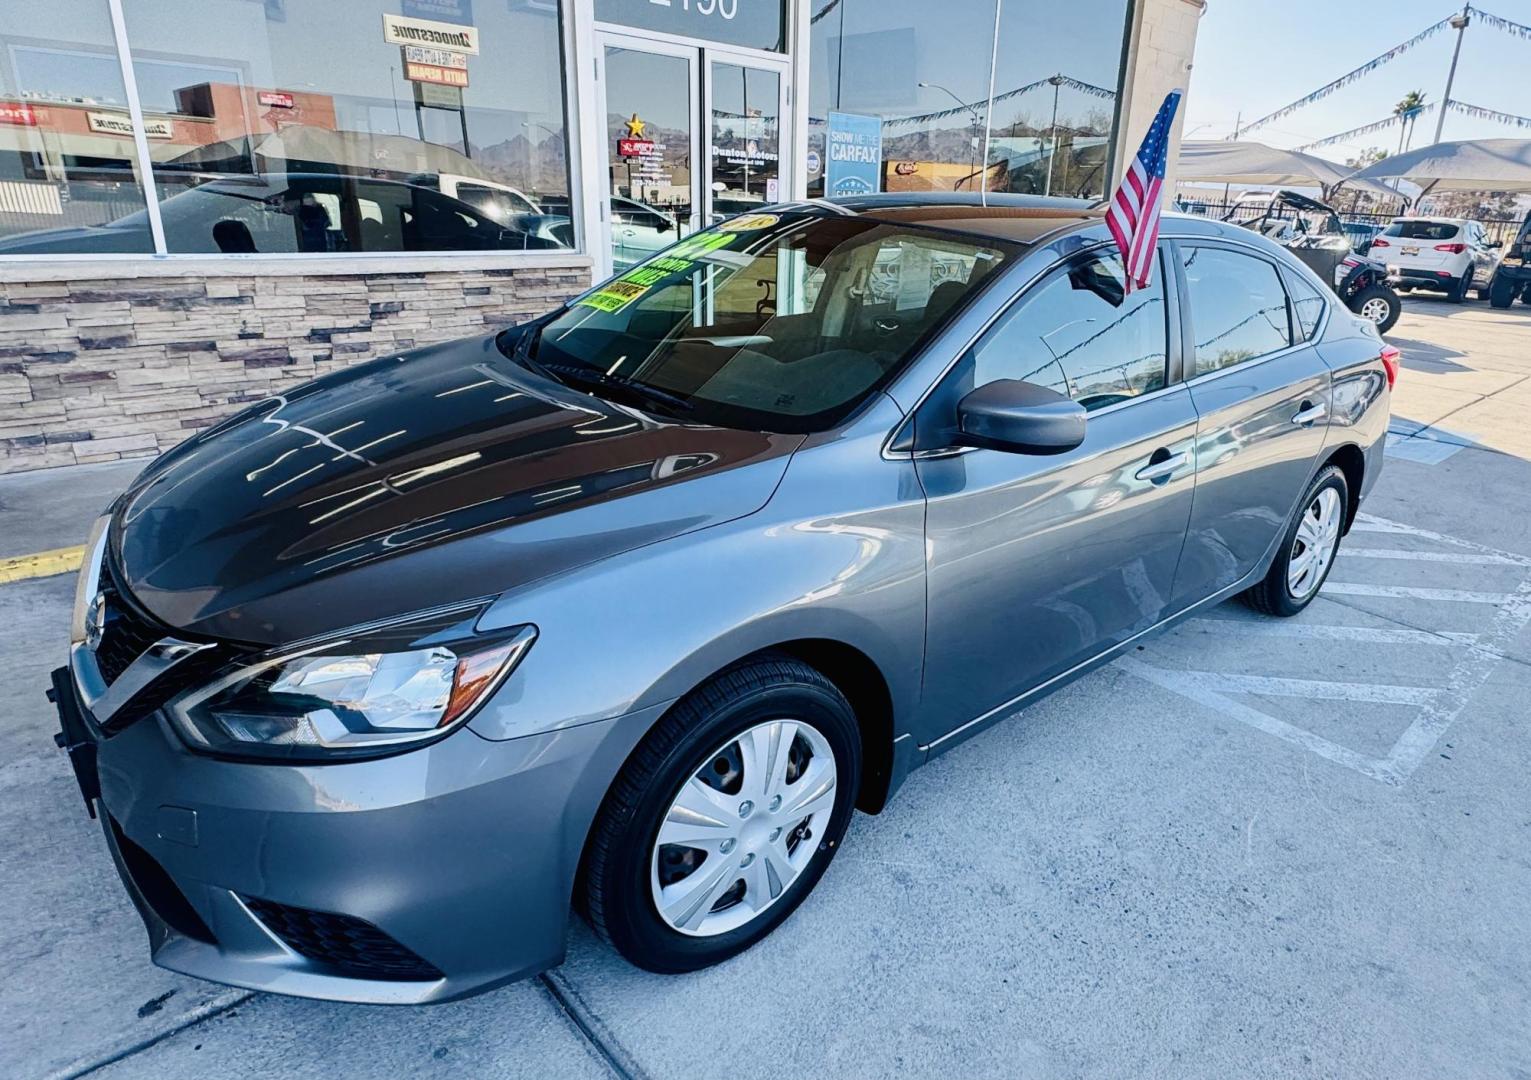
[1180,246,1293,376]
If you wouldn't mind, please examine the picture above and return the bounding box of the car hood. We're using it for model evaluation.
[112,332,801,645]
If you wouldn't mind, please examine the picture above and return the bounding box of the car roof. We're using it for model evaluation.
[778,192,1241,247]
[1391,216,1470,224]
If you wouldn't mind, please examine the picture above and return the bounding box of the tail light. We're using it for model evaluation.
[1379,345,1401,390]
[1370,237,1390,248]
[1434,242,1467,254]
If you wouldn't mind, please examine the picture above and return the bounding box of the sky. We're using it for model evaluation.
[1184,1,1531,165]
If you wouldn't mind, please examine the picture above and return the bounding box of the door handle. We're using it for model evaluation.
[1135,451,1188,483]
[1291,401,1327,426]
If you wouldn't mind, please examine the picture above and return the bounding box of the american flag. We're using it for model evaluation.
[1106,89,1182,295]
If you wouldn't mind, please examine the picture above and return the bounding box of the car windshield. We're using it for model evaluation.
[511,212,1016,432]
[1384,220,1461,241]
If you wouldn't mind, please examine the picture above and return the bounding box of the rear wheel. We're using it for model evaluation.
[1449,270,1472,303]
[1242,465,1349,618]
[1489,274,1517,309]
[1351,285,1399,334]
[581,657,860,973]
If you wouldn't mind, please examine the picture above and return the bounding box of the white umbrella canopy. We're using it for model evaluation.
[1347,138,1531,193]
[1178,140,1399,199]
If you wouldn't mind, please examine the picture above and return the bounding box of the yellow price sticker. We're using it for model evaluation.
[574,278,649,314]
[718,213,780,232]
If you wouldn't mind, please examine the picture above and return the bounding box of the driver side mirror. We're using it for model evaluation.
[654,216,673,234]
[955,379,1087,455]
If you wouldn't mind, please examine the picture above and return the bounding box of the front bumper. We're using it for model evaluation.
[51,667,655,1003]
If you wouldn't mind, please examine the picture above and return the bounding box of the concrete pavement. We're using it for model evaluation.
[2,297,1529,1079]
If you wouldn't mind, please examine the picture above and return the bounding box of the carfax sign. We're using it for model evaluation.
[825,112,882,197]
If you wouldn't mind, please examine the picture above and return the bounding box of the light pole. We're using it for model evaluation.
[1432,8,1470,144]
[919,80,982,189]
[1044,74,1064,196]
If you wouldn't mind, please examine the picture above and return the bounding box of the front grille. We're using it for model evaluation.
[88,556,240,734]
[240,897,444,982]
[93,565,166,686]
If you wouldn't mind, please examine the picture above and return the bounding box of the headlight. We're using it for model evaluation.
[167,608,536,761]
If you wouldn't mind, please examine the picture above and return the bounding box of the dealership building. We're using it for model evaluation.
[0,0,1202,473]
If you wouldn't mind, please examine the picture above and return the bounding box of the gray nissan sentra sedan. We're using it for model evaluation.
[51,194,1396,1003]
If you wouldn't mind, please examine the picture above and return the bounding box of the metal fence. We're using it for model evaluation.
[1171,198,1526,246]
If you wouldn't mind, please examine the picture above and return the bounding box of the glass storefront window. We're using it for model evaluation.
[987,1,1130,199]
[112,0,573,255]
[807,0,1129,202]
[0,0,155,253]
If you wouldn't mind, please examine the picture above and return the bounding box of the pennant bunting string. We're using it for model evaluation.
[1235,16,1454,137]
[1445,99,1531,128]
[886,74,1115,128]
[1467,5,1531,41]
[1292,106,1437,152]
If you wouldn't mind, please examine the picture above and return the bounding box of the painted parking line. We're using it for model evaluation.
[1158,670,1439,705]
[1121,511,1531,786]
[1184,618,1477,647]
[1115,655,1393,783]
[0,545,84,585]
[1339,547,1521,566]
[1352,512,1531,566]
[1322,582,1516,605]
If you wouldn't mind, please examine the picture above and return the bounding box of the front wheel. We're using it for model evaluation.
[1489,274,1517,309]
[1350,284,1400,334]
[581,657,860,973]
[1242,465,1349,617]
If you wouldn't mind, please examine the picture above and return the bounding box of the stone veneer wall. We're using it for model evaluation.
[0,260,591,474]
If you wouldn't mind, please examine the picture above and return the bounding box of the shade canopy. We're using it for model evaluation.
[1347,138,1531,194]
[1177,140,1399,199]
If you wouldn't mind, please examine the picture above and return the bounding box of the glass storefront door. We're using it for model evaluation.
[598,38,699,271]
[595,32,788,273]
[705,60,783,227]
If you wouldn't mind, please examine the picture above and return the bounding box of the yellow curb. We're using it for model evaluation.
[0,545,85,584]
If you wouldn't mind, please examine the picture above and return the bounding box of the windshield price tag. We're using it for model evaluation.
[575,279,649,313]
[718,213,779,232]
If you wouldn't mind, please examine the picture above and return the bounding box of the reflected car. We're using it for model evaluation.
[0,172,567,255]
[52,195,1395,1004]
[610,194,679,268]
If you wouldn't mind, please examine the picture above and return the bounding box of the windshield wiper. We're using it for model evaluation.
[527,358,695,415]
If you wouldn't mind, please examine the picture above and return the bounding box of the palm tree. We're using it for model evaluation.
[1394,91,1427,154]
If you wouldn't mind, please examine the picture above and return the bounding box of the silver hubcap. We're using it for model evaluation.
[1288,487,1343,599]
[1361,296,1391,323]
[651,720,837,937]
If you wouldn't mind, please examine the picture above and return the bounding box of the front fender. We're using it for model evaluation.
[467,412,927,745]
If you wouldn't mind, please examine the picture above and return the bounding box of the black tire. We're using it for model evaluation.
[1241,464,1350,618]
[1350,284,1400,334]
[1448,271,1471,304]
[581,656,861,974]
[1489,274,1517,309]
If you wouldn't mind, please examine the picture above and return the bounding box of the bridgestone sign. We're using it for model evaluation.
[381,13,480,54]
